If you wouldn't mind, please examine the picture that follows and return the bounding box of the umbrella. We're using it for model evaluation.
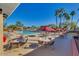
[39,26,56,32]
[39,26,56,40]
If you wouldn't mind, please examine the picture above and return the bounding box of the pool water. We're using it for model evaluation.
[16,30,39,35]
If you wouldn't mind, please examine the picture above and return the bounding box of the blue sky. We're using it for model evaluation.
[5,3,79,27]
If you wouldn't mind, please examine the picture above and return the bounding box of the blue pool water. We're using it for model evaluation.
[16,30,39,35]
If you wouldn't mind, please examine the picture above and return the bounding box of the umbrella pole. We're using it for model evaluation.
[45,32,47,40]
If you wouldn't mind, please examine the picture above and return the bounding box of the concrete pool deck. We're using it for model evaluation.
[2,33,79,56]
[25,34,79,56]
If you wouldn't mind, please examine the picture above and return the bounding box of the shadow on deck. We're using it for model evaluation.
[23,34,75,56]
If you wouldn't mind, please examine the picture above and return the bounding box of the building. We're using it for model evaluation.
[0,8,3,55]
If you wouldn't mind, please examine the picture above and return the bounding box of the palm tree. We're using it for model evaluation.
[55,9,59,28]
[70,11,76,30]
[70,22,76,30]
[76,19,79,29]
[63,12,70,29]
[75,8,79,29]
[58,8,65,28]
[59,13,62,28]
[16,21,23,27]
[70,11,76,23]
[31,25,37,30]
[16,21,24,30]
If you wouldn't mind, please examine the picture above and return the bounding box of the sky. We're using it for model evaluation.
[5,3,79,27]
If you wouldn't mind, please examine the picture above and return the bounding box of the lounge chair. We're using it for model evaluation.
[44,39,55,48]
[3,36,28,50]
[3,40,12,51]
[10,37,28,48]
[38,38,55,48]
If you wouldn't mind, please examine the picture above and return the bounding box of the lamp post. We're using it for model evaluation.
[0,8,3,55]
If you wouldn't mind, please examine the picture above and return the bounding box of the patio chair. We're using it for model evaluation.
[44,40,55,48]
[10,37,28,48]
[3,40,12,51]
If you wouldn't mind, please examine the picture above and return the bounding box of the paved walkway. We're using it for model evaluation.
[25,34,78,56]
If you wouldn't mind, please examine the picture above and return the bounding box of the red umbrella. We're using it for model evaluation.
[56,28,66,32]
[56,28,61,31]
[39,26,55,32]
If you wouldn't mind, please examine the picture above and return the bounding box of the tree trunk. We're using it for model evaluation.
[72,16,73,23]
[59,17,62,28]
[70,16,73,30]
[56,16,57,28]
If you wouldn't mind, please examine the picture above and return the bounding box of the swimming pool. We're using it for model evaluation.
[16,30,40,35]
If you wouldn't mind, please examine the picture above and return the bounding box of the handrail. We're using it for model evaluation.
[72,39,79,56]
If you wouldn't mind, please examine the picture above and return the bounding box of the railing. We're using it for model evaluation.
[72,39,79,56]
